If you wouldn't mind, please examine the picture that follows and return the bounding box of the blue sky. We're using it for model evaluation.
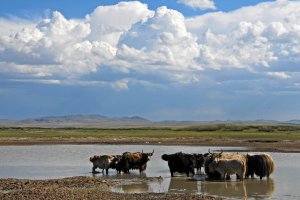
[1,0,300,121]
[0,0,274,18]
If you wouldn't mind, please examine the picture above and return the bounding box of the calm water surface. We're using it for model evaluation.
[0,144,299,199]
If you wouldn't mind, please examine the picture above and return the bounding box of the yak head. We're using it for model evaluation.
[143,149,154,160]
[161,154,170,161]
[110,156,122,168]
[208,161,218,173]
[89,155,99,162]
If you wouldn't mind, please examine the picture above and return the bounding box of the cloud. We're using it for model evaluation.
[186,0,300,71]
[0,18,35,36]
[10,79,61,84]
[115,6,201,76]
[86,1,153,46]
[177,0,216,10]
[267,72,291,79]
[0,1,154,88]
[0,11,116,78]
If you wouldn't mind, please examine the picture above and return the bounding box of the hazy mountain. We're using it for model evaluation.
[0,115,152,128]
[0,115,300,128]
[283,120,300,125]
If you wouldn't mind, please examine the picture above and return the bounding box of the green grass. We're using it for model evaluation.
[0,124,300,141]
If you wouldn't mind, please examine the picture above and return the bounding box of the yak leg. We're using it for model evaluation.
[220,173,225,180]
[238,172,244,181]
[186,171,190,177]
[92,166,97,173]
[226,174,231,180]
[106,168,109,175]
[171,171,174,177]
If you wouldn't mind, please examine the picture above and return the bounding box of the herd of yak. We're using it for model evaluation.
[90,149,274,181]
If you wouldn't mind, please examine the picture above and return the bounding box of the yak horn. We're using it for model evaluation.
[152,149,154,154]
[217,150,223,157]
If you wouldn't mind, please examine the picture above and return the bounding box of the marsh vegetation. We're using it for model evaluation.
[0,124,300,141]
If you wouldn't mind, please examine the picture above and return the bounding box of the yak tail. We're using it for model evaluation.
[264,154,275,175]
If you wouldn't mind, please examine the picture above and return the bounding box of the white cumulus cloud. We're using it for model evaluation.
[86,1,153,46]
[0,11,116,78]
[186,0,300,71]
[177,0,216,10]
[115,6,201,75]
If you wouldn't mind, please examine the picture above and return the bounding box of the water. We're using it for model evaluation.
[0,144,299,199]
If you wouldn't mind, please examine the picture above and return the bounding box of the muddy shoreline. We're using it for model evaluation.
[0,176,220,200]
[0,137,300,152]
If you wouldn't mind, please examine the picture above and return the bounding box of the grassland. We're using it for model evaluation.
[0,124,300,141]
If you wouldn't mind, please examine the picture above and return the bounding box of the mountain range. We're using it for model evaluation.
[0,115,300,128]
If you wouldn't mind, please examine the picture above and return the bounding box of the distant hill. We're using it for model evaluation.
[0,115,300,128]
[0,115,153,128]
[282,120,300,125]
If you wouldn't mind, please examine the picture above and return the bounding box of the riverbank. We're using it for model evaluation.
[0,176,220,200]
[0,137,300,152]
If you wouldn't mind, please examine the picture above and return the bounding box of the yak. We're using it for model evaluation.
[246,153,275,179]
[116,150,154,173]
[204,150,247,180]
[90,155,120,174]
[208,158,246,181]
[162,152,196,177]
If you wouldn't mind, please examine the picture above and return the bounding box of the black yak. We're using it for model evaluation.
[162,152,196,177]
[246,153,275,179]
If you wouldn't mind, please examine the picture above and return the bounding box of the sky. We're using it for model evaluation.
[1,0,300,121]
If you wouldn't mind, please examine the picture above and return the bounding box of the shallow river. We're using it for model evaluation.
[0,144,299,199]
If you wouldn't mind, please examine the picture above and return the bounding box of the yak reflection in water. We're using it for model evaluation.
[111,173,164,193]
[166,175,274,199]
[111,173,274,199]
[200,178,275,199]
[168,177,200,193]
